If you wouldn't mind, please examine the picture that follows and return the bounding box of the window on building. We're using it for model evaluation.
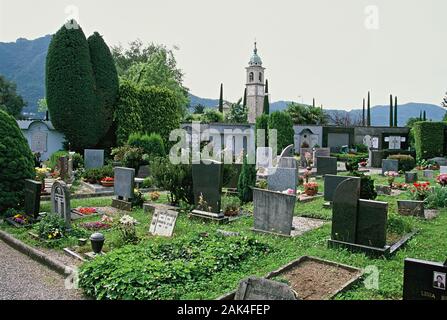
[249,72,254,82]
[259,72,262,82]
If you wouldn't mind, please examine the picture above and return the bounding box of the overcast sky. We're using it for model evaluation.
[0,0,446,110]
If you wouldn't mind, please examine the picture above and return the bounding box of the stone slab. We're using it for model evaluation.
[316,156,337,176]
[84,149,104,169]
[397,200,424,218]
[234,277,297,300]
[382,159,399,175]
[356,199,388,248]
[323,175,353,202]
[267,167,298,192]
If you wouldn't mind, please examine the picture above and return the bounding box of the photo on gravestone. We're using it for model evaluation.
[252,188,296,236]
[191,159,225,220]
[234,277,297,300]
[403,258,447,300]
[84,149,105,170]
[112,167,135,211]
[50,181,71,229]
[316,156,337,176]
[24,179,42,219]
[149,209,178,237]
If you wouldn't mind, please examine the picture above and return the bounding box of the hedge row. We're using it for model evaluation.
[413,122,445,159]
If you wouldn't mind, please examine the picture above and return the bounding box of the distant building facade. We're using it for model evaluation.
[246,42,266,123]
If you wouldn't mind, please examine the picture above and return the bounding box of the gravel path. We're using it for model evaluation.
[0,240,85,300]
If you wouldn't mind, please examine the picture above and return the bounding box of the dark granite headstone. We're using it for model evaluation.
[234,277,297,300]
[398,200,424,218]
[192,160,223,214]
[316,156,337,176]
[84,149,104,169]
[323,175,353,202]
[405,172,418,184]
[357,199,387,248]
[253,188,296,236]
[403,258,447,300]
[313,148,330,167]
[331,178,360,243]
[382,159,399,175]
[24,179,41,219]
[51,181,71,229]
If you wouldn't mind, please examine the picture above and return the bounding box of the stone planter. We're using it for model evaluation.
[252,188,296,236]
[397,200,424,218]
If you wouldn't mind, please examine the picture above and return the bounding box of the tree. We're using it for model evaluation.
[367,91,371,126]
[286,102,328,125]
[225,98,247,124]
[394,96,398,127]
[193,104,205,114]
[255,114,269,147]
[362,98,366,126]
[442,91,447,108]
[329,111,363,127]
[0,75,26,118]
[263,79,270,114]
[218,83,223,113]
[46,21,118,151]
[389,94,394,127]
[243,88,247,107]
[268,111,294,152]
[0,110,35,211]
[423,111,427,121]
[237,154,256,203]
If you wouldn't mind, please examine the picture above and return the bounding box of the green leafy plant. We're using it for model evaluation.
[37,213,66,240]
[117,215,139,245]
[268,111,294,152]
[351,171,377,200]
[237,155,257,203]
[82,165,114,184]
[426,186,447,209]
[412,121,445,160]
[221,195,241,216]
[127,132,166,159]
[387,154,416,172]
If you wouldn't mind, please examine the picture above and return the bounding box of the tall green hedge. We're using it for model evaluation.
[255,114,269,147]
[115,81,182,146]
[268,111,294,152]
[46,22,118,151]
[413,121,445,159]
[0,110,35,212]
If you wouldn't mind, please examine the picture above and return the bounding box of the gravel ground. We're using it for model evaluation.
[0,240,85,300]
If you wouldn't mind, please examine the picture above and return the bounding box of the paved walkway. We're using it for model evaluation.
[0,240,84,300]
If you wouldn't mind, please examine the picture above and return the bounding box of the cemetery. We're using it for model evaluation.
[1,10,447,303]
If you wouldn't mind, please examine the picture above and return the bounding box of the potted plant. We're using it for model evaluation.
[100,177,114,187]
[303,182,319,196]
[359,160,368,168]
[410,181,431,201]
[436,174,447,187]
[221,195,241,217]
[384,171,399,188]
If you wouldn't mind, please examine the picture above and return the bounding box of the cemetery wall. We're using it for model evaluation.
[17,120,65,161]
[293,125,323,151]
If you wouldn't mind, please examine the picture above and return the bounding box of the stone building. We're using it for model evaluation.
[246,42,266,123]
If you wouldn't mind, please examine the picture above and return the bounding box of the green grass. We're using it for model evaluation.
[1,173,446,300]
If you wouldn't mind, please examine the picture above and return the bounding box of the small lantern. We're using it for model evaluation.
[90,232,105,254]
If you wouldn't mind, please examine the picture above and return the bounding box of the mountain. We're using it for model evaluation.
[0,35,52,117]
[1,35,445,125]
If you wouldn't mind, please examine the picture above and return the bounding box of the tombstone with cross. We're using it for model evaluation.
[50,181,71,229]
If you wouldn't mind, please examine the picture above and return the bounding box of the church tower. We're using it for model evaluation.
[246,42,265,123]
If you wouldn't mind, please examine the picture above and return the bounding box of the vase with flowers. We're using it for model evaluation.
[303,182,319,196]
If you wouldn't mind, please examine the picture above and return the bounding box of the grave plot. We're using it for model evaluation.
[219,256,363,300]
[328,178,417,257]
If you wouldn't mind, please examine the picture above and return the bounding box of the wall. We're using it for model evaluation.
[293,125,323,151]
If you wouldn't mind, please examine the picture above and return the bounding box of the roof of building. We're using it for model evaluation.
[249,42,263,66]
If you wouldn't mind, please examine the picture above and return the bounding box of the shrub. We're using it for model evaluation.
[255,114,269,146]
[47,150,68,169]
[221,195,241,215]
[413,121,445,159]
[37,213,66,240]
[268,111,294,152]
[128,133,165,158]
[346,159,359,172]
[426,186,447,209]
[0,110,35,212]
[150,157,193,205]
[355,144,368,153]
[78,234,269,300]
[387,154,416,172]
[201,109,224,123]
[237,155,257,203]
[82,165,114,184]
[331,153,368,163]
[351,171,377,200]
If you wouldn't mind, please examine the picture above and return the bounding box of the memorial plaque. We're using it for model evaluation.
[316,156,337,176]
[114,167,135,200]
[84,149,105,169]
[267,167,298,192]
[31,131,47,153]
[423,170,434,179]
[192,160,223,214]
[382,159,399,175]
[24,179,42,219]
[50,181,71,229]
[256,147,273,169]
[149,209,178,237]
[403,258,447,300]
[440,166,447,175]
[234,277,297,300]
[356,199,388,248]
[397,200,424,218]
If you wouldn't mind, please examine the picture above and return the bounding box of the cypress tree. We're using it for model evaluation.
[389,94,393,127]
[367,91,371,126]
[423,111,427,121]
[87,32,119,139]
[46,21,101,150]
[312,98,315,108]
[263,79,270,114]
[219,83,223,113]
[362,98,366,126]
[419,111,422,120]
[394,96,398,127]
[237,154,257,203]
[243,88,247,107]
[265,79,269,94]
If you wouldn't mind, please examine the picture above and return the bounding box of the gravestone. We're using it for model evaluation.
[316,156,337,176]
[191,159,224,220]
[313,148,330,167]
[323,175,353,202]
[278,157,297,169]
[234,277,297,300]
[403,258,447,300]
[382,159,399,175]
[279,144,294,158]
[398,200,424,218]
[423,170,434,179]
[24,179,42,219]
[137,165,150,179]
[149,208,178,237]
[376,185,392,196]
[112,167,135,211]
[57,156,69,181]
[51,181,71,229]
[440,166,447,175]
[386,136,404,150]
[67,152,74,183]
[256,147,273,169]
[299,148,313,167]
[429,157,447,167]
[405,172,418,184]
[329,178,390,254]
[267,167,298,192]
[253,188,296,236]
[84,149,104,169]
[369,149,382,168]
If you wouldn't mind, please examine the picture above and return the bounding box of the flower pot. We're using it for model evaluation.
[224,209,239,217]
[101,181,114,187]
[304,189,318,197]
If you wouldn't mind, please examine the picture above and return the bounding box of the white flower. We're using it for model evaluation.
[119,215,137,226]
